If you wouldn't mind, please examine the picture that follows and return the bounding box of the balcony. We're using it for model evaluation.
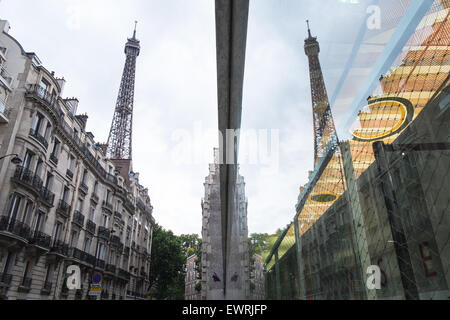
[84,253,96,266]
[41,281,52,295]
[0,216,31,240]
[98,226,110,240]
[29,128,49,150]
[110,235,121,246]
[0,98,11,124]
[79,182,89,195]
[118,269,131,281]
[0,66,13,88]
[0,272,12,287]
[40,186,55,207]
[114,211,122,220]
[102,201,113,213]
[29,231,52,249]
[18,276,32,293]
[26,84,57,108]
[49,153,59,165]
[66,169,74,180]
[49,240,69,257]
[86,220,96,234]
[72,211,85,228]
[57,200,70,218]
[95,259,105,270]
[105,264,116,274]
[12,166,43,195]
[91,193,99,204]
[68,247,85,261]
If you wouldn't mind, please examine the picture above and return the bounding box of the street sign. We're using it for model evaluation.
[92,273,103,284]
[89,284,102,296]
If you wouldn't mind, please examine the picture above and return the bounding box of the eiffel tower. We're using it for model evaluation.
[107,22,140,160]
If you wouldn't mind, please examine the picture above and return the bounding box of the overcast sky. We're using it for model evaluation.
[0,0,372,236]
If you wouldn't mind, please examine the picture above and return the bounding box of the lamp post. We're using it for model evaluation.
[0,154,23,165]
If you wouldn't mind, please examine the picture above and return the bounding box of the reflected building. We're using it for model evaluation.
[200,148,249,300]
[266,0,450,300]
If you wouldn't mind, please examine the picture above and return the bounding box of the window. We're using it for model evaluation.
[2,252,15,274]
[53,222,62,245]
[70,231,79,248]
[31,112,44,134]
[7,193,23,225]
[102,214,109,228]
[75,198,83,212]
[22,150,34,170]
[22,260,32,282]
[52,139,61,157]
[44,264,54,284]
[21,200,33,224]
[106,190,111,203]
[44,122,52,141]
[89,207,95,221]
[62,186,70,203]
[35,158,44,178]
[45,173,53,190]
[93,182,98,195]
[32,211,45,233]
[39,79,50,92]
[96,242,105,260]
[68,154,75,172]
[82,169,88,185]
[84,238,91,253]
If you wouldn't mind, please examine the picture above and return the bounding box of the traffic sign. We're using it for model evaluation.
[92,273,103,284]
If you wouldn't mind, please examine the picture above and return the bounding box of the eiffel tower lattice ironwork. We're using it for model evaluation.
[107,21,140,160]
[304,20,338,166]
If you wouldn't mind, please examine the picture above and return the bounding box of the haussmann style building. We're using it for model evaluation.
[0,19,155,300]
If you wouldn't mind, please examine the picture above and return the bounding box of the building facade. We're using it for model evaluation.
[265,0,450,300]
[0,19,154,300]
[200,148,250,300]
[184,254,201,300]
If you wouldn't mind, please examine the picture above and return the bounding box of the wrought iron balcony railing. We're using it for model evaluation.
[102,201,113,212]
[40,186,55,206]
[86,220,96,234]
[79,182,89,194]
[66,169,74,180]
[12,166,43,193]
[50,240,69,256]
[105,264,116,274]
[114,211,122,220]
[91,193,99,203]
[57,200,70,218]
[98,226,110,240]
[49,153,59,165]
[118,269,131,281]
[29,128,49,150]
[72,211,85,227]
[27,84,57,107]
[0,98,12,122]
[68,247,85,261]
[95,259,105,270]
[29,231,52,249]
[0,216,31,240]
[84,253,96,266]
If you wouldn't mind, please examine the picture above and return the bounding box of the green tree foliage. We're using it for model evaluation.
[149,225,186,300]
